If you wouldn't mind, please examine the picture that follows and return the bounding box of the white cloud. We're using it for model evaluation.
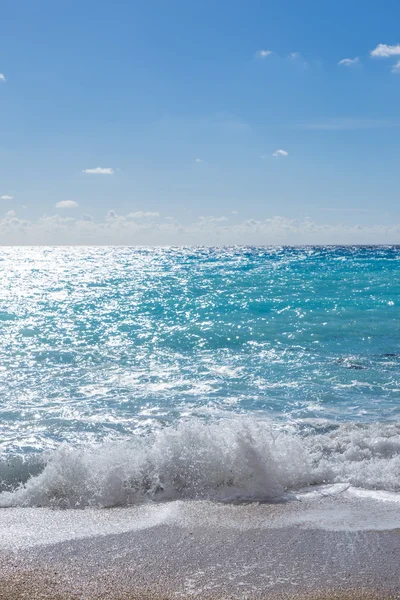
[255,50,273,59]
[195,158,203,163]
[198,216,228,223]
[82,167,115,175]
[1,211,400,245]
[272,149,289,158]
[0,195,13,201]
[127,211,160,219]
[392,61,400,73]
[338,57,360,67]
[56,200,79,209]
[370,43,400,57]
[255,50,312,68]
[1,212,400,245]
[0,74,6,83]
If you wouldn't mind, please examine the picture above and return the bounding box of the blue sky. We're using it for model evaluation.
[1,0,400,244]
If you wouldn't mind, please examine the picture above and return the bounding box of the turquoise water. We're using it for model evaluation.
[1,246,400,507]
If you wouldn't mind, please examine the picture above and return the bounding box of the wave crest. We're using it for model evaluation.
[1,418,400,508]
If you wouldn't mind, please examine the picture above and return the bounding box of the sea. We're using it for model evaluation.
[1,245,400,509]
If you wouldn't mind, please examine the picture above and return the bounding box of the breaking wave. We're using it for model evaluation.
[1,417,400,508]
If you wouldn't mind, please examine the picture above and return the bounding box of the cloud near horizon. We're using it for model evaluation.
[1,210,400,245]
[127,211,160,219]
[82,167,115,175]
[56,200,79,209]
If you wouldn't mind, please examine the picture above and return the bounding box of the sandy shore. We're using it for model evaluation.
[1,494,400,599]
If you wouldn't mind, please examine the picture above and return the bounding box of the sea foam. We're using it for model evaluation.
[1,417,399,508]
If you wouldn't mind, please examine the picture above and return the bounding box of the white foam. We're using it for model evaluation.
[2,493,400,551]
[0,417,399,508]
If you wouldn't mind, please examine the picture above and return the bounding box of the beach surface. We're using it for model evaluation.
[1,491,400,599]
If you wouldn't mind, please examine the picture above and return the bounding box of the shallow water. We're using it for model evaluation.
[1,246,400,507]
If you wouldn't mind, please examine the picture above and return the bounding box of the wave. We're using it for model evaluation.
[1,417,400,508]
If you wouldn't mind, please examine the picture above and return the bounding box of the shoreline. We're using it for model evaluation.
[1,495,400,599]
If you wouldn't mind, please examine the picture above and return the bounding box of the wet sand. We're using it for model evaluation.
[1,494,400,599]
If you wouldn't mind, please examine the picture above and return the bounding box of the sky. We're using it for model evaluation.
[1,0,400,245]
